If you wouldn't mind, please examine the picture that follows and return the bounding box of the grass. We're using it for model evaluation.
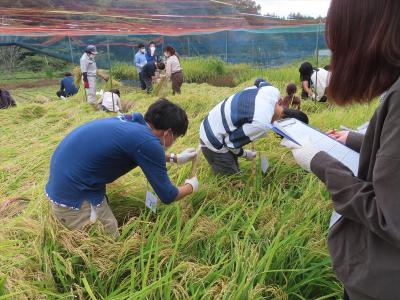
[0,61,377,299]
[110,56,329,89]
[111,57,257,87]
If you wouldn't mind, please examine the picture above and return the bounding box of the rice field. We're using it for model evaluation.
[0,61,378,299]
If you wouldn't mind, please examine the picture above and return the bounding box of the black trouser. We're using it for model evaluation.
[57,90,66,98]
[57,90,74,98]
[141,74,153,93]
[139,73,146,90]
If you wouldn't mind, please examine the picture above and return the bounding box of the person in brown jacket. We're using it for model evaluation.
[282,1,400,299]
[164,46,183,95]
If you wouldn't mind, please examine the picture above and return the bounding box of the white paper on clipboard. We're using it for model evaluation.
[272,118,361,227]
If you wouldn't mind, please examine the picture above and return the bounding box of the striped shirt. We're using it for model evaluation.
[200,84,280,154]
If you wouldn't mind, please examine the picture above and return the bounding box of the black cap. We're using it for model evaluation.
[254,78,266,88]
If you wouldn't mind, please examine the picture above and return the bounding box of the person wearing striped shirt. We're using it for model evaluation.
[200,78,309,175]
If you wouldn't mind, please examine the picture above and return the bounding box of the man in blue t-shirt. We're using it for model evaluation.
[56,72,78,99]
[46,99,199,238]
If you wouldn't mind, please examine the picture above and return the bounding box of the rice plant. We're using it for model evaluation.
[0,61,377,299]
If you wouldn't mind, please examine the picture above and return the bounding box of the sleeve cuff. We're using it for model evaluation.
[345,132,364,153]
[159,186,179,204]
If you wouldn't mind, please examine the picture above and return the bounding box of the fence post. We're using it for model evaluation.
[68,36,74,65]
[225,31,228,62]
[314,19,322,102]
[106,37,115,111]
[187,37,190,57]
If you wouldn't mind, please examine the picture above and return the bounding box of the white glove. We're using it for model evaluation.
[281,137,320,172]
[177,148,197,165]
[242,149,257,161]
[185,176,199,193]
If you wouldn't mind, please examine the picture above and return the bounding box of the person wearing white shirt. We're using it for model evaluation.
[200,78,309,174]
[99,89,122,113]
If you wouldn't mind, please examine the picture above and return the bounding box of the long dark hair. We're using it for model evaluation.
[326,0,400,104]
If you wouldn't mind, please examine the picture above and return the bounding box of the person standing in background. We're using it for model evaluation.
[164,46,183,95]
[283,1,400,299]
[80,45,98,104]
[134,43,147,90]
[146,41,159,64]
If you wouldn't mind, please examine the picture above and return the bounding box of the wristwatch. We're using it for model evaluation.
[170,153,175,163]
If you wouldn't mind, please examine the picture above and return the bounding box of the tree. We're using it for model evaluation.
[288,12,320,20]
[224,0,261,14]
[0,46,22,71]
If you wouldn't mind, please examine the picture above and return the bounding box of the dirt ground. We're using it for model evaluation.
[1,79,59,90]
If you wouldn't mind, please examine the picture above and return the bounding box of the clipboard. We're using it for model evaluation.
[271,118,360,176]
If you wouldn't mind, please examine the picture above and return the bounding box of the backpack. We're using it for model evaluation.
[0,89,16,109]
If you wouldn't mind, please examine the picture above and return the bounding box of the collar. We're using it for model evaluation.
[119,112,146,125]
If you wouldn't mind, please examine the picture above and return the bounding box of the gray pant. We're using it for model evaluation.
[85,76,97,103]
[201,146,240,175]
[51,199,119,238]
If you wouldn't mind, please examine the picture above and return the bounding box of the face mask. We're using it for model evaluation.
[89,53,96,59]
[164,53,169,58]
[140,48,146,54]
[150,47,156,52]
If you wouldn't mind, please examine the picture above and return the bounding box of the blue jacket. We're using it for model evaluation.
[45,113,178,209]
[134,51,147,73]
[60,76,78,96]
[145,52,159,64]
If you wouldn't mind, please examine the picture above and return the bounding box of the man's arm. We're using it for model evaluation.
[176,183,194,200]
[135,142,195,204]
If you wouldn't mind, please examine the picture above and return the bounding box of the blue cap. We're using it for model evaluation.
[86,45,98,54]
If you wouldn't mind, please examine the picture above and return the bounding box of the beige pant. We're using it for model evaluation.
[51,199,119,238]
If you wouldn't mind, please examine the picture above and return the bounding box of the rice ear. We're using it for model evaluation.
[73,66,82,87]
